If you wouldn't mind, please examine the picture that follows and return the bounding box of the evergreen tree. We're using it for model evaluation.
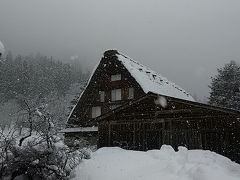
[209,60,240,110]
[0,53,87,103]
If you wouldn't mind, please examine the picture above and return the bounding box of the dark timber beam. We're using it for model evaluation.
[155,108,203,115]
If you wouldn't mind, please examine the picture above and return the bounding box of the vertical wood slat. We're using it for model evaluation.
[133,123,136,148]
[108,122,111,146]
[100,114,240,163]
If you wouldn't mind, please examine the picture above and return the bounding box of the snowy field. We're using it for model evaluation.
[72,145,240,180]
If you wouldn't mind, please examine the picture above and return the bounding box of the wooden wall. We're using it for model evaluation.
[98,95,240,162]
[67,54,145,127]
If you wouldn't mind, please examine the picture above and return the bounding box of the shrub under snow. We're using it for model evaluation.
[0,133,87,180]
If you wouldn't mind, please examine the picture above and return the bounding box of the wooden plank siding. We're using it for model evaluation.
[98,94,240,162]
[67,54,145,128]
[65,52,146,148]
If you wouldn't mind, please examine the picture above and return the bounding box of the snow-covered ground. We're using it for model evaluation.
[72,145,240,180]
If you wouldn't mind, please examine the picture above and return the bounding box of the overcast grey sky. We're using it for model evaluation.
[1,0,240,101]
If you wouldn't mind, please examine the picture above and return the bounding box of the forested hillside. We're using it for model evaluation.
[0,52,89,129]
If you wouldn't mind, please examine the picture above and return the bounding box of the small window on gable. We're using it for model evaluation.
[99,91,105,102]
[111,74,121,81]
[111,89,122,101]
[128,88,134,99]
[91,106,101,118]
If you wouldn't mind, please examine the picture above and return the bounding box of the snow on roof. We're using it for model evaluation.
[0,41,5,56]
[60,127,98,133]
[116,53,195,101]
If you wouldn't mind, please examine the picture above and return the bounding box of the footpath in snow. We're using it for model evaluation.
[72,145,240,180]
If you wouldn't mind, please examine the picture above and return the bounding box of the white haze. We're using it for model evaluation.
[1,0,240,101]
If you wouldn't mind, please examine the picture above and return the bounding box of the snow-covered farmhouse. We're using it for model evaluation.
[64,50,240,162]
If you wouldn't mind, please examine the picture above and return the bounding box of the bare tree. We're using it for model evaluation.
[1,98,89,180]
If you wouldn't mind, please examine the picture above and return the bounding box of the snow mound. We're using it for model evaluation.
[72,145,240,180]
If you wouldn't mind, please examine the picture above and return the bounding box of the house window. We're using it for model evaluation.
[128,87,134,99]
[99,91,105,102]
[111,89,122,101]
[111,74,121,81]
[91,106,101,118]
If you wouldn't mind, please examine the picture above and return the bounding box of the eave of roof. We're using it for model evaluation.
[148,92,240,115]
[90,92,240,124]
[59,127,98,133]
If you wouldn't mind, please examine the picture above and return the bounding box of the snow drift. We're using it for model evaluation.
[72,145,240,180]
